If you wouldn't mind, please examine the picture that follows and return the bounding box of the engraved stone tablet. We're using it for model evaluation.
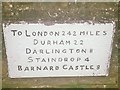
[3,23,114,78]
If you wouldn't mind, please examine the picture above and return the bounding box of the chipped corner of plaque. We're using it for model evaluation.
[105,68,110,77]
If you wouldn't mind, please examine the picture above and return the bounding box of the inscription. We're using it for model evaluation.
[3,23,114,78]
[11,30,107,37]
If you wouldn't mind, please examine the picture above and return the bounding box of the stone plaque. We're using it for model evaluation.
[3,23,114,78]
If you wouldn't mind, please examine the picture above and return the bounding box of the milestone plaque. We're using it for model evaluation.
[3,23,114,78]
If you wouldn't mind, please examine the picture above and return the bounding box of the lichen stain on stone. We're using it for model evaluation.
[2,2,119,88]
[2,2,118,25]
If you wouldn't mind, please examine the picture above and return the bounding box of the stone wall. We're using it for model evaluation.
[2,2,119,88]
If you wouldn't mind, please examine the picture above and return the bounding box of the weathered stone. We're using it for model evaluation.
[2,2,119,88]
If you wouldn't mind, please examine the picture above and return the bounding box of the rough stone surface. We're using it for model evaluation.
[2,2,119,88]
